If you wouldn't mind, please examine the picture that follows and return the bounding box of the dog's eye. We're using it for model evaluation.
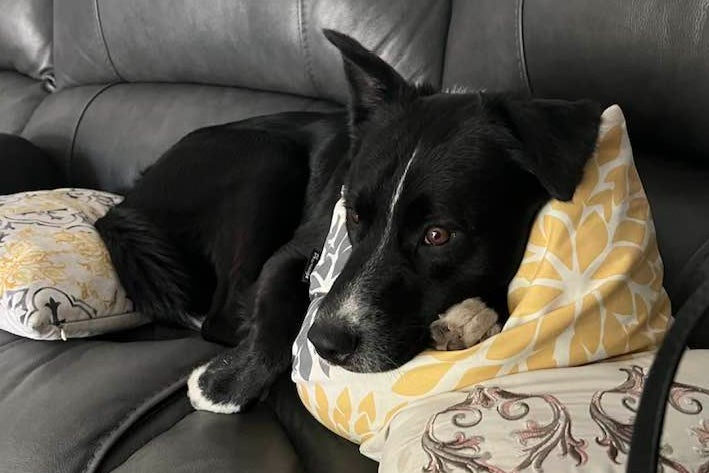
[347,209,360,225]
[424,227,451,246]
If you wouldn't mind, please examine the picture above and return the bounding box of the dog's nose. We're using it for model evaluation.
[307,322,359,365]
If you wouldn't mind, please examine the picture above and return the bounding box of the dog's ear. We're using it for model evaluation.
[499,98,602,201]
[323,29,412,130]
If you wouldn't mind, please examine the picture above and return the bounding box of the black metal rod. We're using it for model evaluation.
[626,279,709,473]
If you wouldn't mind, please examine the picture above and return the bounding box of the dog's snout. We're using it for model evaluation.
[308,321,359,365]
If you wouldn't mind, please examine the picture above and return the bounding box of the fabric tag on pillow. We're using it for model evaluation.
[291,105,671,453]
[0,189,147,340]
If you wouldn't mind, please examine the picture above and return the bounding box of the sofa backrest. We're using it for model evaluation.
[443,0,709,162]
[0,0,53,82]
[23,0,450,194]
[52,0,450,103]
[0,0,52,133]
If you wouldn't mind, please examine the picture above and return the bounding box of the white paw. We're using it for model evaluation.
[187,364,242,414]
[431,298,500,350]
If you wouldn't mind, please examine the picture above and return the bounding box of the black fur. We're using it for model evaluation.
[95,30,601,409]
[0,134,63,193]
[96,113,340,343]
[94,206,198,328]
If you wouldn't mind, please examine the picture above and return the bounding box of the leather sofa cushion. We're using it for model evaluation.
[109,408,302,473]
[443,0,709,163]
[22,84,337,192]
[0,71,47,134]
[0,332,223,473]
[0,0,53,82]
[53,0,450,103]
[443,0,528,94]
[636,151,709,300]
[522,0,709,161]
[635,150,709,346]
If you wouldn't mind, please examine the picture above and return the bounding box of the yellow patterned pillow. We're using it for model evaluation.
[291,105,671,453]
[0,189,147,340]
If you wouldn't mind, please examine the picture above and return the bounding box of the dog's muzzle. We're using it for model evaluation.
[307,320,359,365]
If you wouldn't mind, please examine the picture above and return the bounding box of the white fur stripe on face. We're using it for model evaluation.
[336,147,420,325]
[380,147,419,254]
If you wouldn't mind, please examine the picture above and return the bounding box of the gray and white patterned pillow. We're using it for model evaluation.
[0,189,147,340]
[292,188,352,381]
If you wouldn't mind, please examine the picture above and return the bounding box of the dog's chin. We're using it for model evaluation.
[337,341,426,373]
[339,355,398,373]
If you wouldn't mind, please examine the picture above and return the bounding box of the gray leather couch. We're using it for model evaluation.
[1,1,708,472]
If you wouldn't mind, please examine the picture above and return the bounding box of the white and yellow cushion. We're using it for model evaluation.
[0,189,146,340]
[291,105,671,457]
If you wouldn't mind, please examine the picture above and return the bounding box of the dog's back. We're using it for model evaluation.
[95,111,348,339]
[0,134,63,193]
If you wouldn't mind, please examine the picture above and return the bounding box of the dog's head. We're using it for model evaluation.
[307,30,602,372]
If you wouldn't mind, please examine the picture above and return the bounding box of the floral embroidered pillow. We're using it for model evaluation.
[291,105,671,451]
[0,189,147,340]
[374,350,709,472]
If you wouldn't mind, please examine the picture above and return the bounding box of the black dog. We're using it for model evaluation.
[0,134,63,194]
[95,30,601,412]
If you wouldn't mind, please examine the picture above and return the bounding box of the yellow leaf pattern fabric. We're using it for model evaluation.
[291,105,670,455]
[0,189,147,340]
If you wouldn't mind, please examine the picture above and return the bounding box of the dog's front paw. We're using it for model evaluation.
[187,364,243,414]
[430,298,501,350]
[187,348,270,413]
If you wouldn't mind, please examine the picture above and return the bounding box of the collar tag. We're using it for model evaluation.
[302,249,321,283]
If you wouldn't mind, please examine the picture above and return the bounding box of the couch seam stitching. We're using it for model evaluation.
[99,405,193,473]
[80,356,216,473]
[18,83,49,136]
[68,83,116,185]
[0,338,29,355]
[515,0,532,94]
[94,0,125,82]
[297,0,321,96]
[80,375,188,473]
[437,0,454,89]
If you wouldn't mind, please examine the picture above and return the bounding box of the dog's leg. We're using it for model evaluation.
[430,298,501,350]
[198,271,247,346]
[200,183,309,345]
[188,220,328,412]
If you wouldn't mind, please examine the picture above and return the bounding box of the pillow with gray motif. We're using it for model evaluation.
[0,189,148,340]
